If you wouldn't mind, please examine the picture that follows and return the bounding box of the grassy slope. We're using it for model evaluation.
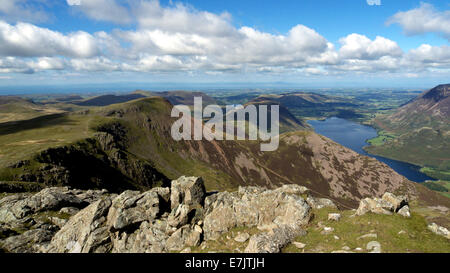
[189,206,450,253]
[282,207,450,253]
[0,97,65,123]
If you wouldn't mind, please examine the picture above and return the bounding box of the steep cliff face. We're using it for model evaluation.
[1,128,169,193]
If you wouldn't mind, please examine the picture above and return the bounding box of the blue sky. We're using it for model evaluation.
[0,0,449,92]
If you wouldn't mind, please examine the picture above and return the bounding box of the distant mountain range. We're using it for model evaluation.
[0,95,447,210]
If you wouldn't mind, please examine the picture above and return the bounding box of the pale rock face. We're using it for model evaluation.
[292,242,306,249]
[0,188,90,224]
[167,204,190,228]
[321,226,334,235]
[111,220,168,253]
[170,176,206,210]
[275,184,309,195]
[397,205,411,218]
[382,193,408,212]
[234,232,250,243]
[328,213,341,221]
[59,207,80,215]
[427,223,450,239]
[244,225,305,253]
[203,186,311,240]
[106,190,160,231]
[1,228,54,253]
[46,197,113,253]
[355,192,409,216]
[306,196,337,210]
[165,225,198,251]
[366,241,381,253]
[357,233,377,240]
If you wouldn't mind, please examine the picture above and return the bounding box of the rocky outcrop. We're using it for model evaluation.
[355,192,410,217]
[0,176,316,253]
[45,176,206,253]
[0,177,445,253]
[0,187,109,252]
[427,223,450,239]
[203,185,312,241]
[245,225,306,253]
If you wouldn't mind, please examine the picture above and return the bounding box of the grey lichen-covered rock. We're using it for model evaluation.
[397,205,411,218]
[59,207,80,215]
[382,193,408,212]
[0,228,54,253]
[45,197,113,253]
[167,204,190,228]
[306,196,337,209]
[0,188,88,224]
[427,223,450,239]
[355,198,392,216]
[203,186,311,240]
[234,232,250,243]
[244,226,305,253]
[355,193,409,216]
[275,184,309,195]
[165,225,200,251]
[110,220,169,253]
[106,190,161,231]
[170,176,206,210]
[328,213,341,221]
[366,241,381,253]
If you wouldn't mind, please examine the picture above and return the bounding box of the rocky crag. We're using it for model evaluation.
[1,176,448,253]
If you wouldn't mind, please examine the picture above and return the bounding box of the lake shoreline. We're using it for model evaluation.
[307,117,436,183]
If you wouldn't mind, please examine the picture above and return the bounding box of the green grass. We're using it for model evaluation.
[0,113,102,167]
[423,180,450,198]
[367,130,396,146]
[282,207,450,253]
[421,167,450,181]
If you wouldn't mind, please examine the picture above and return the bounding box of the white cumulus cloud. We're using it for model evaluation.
[387,3,450,40]
[0,21,100,58]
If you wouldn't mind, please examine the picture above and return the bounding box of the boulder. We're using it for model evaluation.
[397,205,411,218]
[167,204,190,228]
[366,241,381,253]
[203,186,311,240]
[357,233,377,240]
[382,193,408,212]
[46,197,113,253]
[355,192,409,216]
[0,228,54,253]
[170,176,206,210]
[244,226,305,253]
[0,188,88,224]
[110,220,168,253]
[306,196,337,209]
[165,225,199,251]
[328,213,341,221]
[106,190,160,231]
[234,232,250,243]
[427,223,450,239]
[275,184,309,195]
[292,242,306,249]
[59,207,80,215]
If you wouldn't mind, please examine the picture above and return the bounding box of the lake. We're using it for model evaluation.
[307,117,435,183]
